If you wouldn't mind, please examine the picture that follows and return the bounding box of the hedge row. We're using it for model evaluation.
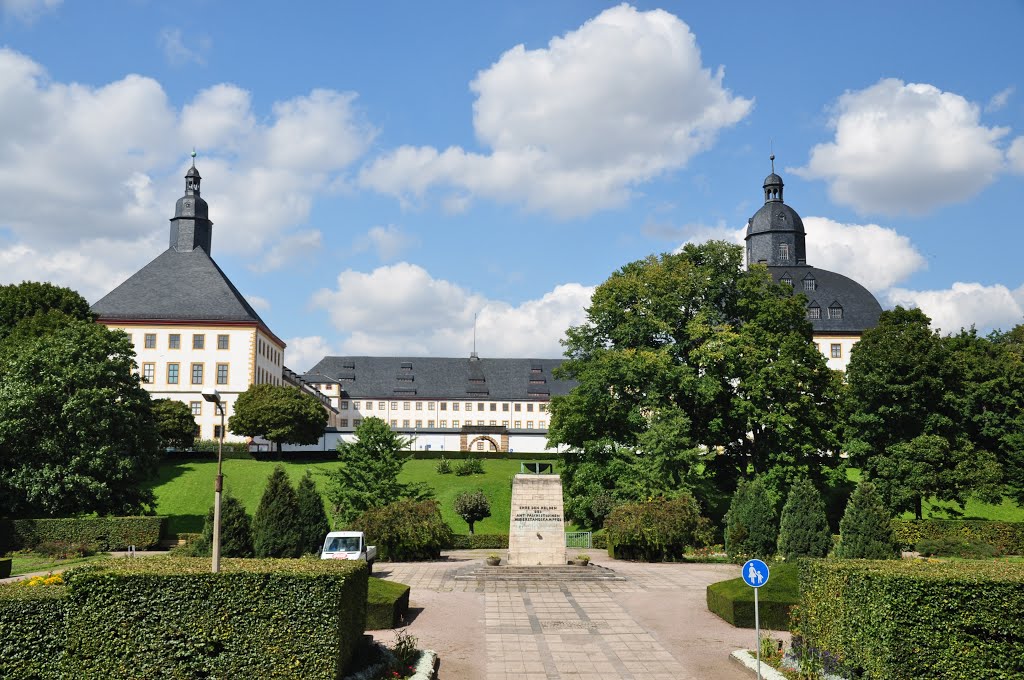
[449,534,508,549]
[1,516,166,552]
[0,556,368,679]
[402,450,556,461]
[797,558,1024,679]
[892,519,1024,554]
[366,577,411,630]
[705,562,797,630]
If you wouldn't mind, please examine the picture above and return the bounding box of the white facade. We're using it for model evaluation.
[814,333,860,372]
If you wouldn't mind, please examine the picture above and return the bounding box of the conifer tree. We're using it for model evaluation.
[835,481,899,559]
[296,470,332,555]
[777,477,832,560]
[193,495,253,557]
[724,476,778,560]
[252,465,303,558]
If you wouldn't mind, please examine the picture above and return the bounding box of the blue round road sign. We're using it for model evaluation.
[741,559,770,588]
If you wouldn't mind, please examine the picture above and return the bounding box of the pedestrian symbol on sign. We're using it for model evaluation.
[741,558,769,588]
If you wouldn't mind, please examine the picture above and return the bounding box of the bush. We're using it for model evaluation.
[296,471,332,556]
[893,519,1024,554]
[915,537,1000,558]
[190,495,254,558]
[835,481,899,559]
[454,457,484,476]
[725,477,778,561]
[777,477,832,560]
[0,583,67,679]
[706,562,797,630]
[605,495,712,561]
[252,465,303,558]
[366,577,411,630]
[0,516,166,552]
[448,534,508,549]
[797,558,1024,679]
[34,540,97,559]
[453,490,491,534]
[403,450,554,461]
[351,499,453,561]
[435,457,452,474]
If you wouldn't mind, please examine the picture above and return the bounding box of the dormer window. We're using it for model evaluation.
[780,274,793,287]
[828,303,844,320]
[802,275,816,291]
[778,243,790,262]
[808,303,821,320]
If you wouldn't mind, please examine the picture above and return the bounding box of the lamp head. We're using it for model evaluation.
[201,389,221,404]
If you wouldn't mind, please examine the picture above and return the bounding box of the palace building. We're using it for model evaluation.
[746,157,882,369]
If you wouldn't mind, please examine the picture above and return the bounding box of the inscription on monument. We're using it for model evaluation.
[508,474,566,566]
[512,505,562,528]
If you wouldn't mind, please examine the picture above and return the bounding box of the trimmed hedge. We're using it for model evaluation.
[448,534,508,550]
[352,499,453,561]
[0,584,67,679]
[893,519,1024,555]
[797,558,1024,679]
[366,577,411,630]
[706,562,797,630]
[401,450,556,461]
[1,516,166,551]
[606,495,712,561]
[0,556,368,679]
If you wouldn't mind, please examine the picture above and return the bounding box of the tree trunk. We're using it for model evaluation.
[469,522,475,535]
[914,495,923,520]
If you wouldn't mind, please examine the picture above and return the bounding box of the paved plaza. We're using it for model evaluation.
[372,549,775,680]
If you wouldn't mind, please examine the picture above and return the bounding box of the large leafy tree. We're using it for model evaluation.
[325,417,430,525]
[0,316,159,517]
[151,399,197,450]
[548,242,840,525]
[843,307,1003,518]
[0,281,93,345]
[228,384,328,450]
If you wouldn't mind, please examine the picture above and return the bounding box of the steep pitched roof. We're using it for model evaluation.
[767,264,882,334]
[91,247,266,325]
[304,356,575,400]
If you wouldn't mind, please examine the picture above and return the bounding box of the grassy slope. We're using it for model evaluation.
[151,458,556,535]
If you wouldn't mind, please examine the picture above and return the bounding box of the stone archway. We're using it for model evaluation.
[467,435,499,453]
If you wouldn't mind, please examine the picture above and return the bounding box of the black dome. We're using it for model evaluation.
[748,201,804,236]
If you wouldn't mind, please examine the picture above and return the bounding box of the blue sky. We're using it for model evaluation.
[1,1,1022,371]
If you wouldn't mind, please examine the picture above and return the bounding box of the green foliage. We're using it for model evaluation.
[797,558,1024,679]
[604,494,712,561]
[21,556,366,679]
[1,516,165,551]
[34,541,97,559]
[366,577,410,630]
[350,499,453,561]
[453,490,491,534]
[835,481,899,559]
[549,242,841,527]
[228,383,328,449]
[705,562,798,630]
[326,417,429,525]
[892,519,1024,554]
[252,465,303,558]
[0,583,67,678]
[915,537,1000,558]
[453,456,484,476]
[0,317,160,517]
[0,281,93,345]
[151,398,197,450]
[435,456,452,474]
[190,495,253,557]
[777,477,832,560]
[725,477,778,561]
[447,534,508,549]
[296,471,332,555]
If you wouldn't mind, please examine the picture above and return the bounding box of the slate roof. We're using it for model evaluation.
[305,356,576,400]
[767,265,882,334]
[91,247,267,325]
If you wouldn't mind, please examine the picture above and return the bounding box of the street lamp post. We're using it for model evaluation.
[202,389,226,573]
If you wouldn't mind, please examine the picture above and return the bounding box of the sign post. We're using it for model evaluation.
[741,559,770,680]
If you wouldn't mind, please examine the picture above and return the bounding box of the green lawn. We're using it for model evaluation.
[150,458,557,535]
[8,553,108,577]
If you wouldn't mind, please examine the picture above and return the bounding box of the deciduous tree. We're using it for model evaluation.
[152,399,197,450]
[453,490,491,534]
[228,384,328,451]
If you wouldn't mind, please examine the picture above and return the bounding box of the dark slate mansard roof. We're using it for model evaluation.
[305,356,576,401]
[744,158,882,334]
[91,160,270,330]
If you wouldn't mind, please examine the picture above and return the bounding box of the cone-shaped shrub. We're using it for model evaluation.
[193,494,254,557]
[252,465,303,558]
[835,481,899,559]
[725,476,778,561]
[296,470,332,555]
[777,477,832,560]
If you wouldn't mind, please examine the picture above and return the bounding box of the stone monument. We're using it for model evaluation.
[507,473,566,566]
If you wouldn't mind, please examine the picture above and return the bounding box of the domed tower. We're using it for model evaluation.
[744,154,806,267]
[169,151,213,254]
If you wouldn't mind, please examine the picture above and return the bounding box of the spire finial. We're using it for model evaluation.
[191,148,197,167]
[471,312,478,359]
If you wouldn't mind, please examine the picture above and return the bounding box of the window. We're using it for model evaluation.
[502,403,509,412]
[169,334,180,349]
[390,420,397,427]
[440,420,447,428]
[404,402,410,410]
[193,334,205,349]
[142,363,155,383]
[217,334,229,350]
[489,420,496,426]
[527,403,534,412]
[379,402,386,410]
[167,363,179,384]
[403,420,410,427]
[778,243,790,261]
[353,419,362,427]
[539,421,547,428]
[416,402,423,411]
[465,402,472,410]
[428,402,435,410]
[340,419,349,428]
[831,344,842,359]
[829,304,844,320]
[194,424,202,438]
[341,401,349,410]
[440,403,447,411]
[477,403,484,411]
[780,276,793,287]
[539,404,547,412]
[191,363,204,384]
[216,363,229,385]
[514,420,522,428]
[190,401,202,416]
[527,421,534,429]
[353,401,361,409]
[803,277,816,291]
[477,420,484,425]
[144,333,156,349]
[477,441,485,451]
[452,403,460,411]
[365,402,373,410]
[808,305,821,320]
[428,420,435,427]
[214,425,223,439]
[415,420,422,428]
[452,419,460,428]
[391,401,398,409]
[502,420,509,427]
[490,403,496,411]
[514,403,522,412]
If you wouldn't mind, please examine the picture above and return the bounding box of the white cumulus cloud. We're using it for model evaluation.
[360,4,751,218]
[284,335,340,373]
[353,225,418,262]
[887,282,1024,334]
[803,217,926,292]
[1009,136,1024,174]
[311,263,593,357]
[794,78,1010,215]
